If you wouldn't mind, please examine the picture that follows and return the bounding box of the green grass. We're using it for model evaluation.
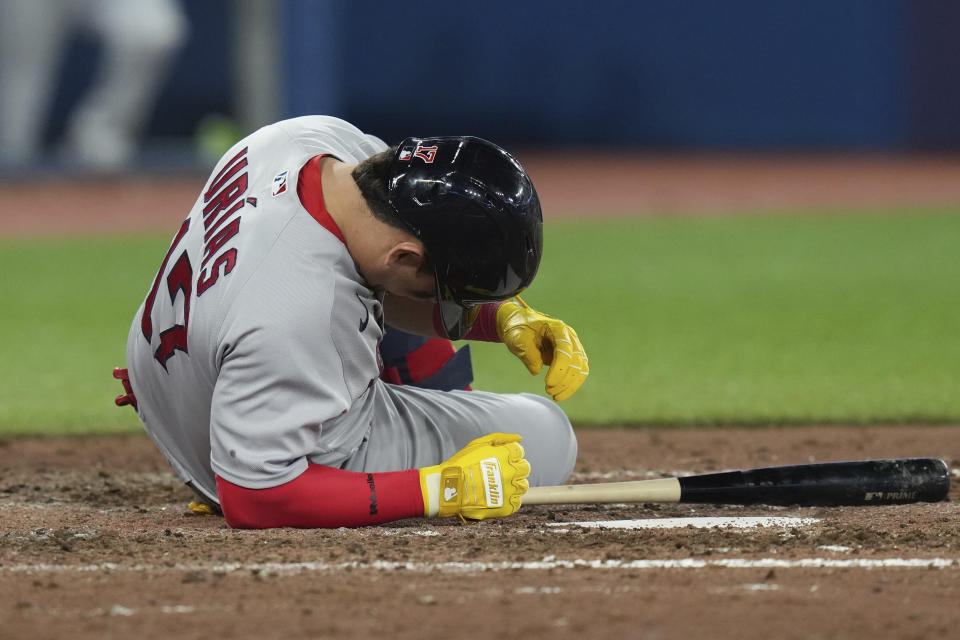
[0,234,171,435]
[2,209,959,435]
[467,209,960,425]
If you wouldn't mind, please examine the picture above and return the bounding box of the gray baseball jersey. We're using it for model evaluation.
[125,116,576,504]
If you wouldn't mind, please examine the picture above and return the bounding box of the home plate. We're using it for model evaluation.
[546,516,818,530]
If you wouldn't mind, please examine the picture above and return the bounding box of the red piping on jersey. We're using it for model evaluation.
[297,155,346,244]
[216,465,424,529]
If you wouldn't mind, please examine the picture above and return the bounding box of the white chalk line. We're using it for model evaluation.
[0,557,955,575]
[547,516,818,530]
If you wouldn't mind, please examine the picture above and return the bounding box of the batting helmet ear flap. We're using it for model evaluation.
[387,136,543,338]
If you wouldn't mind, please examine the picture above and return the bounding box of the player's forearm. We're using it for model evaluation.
[216,464,424,529]
[218,433,531,528]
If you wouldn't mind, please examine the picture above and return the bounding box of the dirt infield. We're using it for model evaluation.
[4,153,960,236]
[1,426,958,640]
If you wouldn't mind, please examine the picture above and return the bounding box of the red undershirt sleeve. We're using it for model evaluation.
[433,301,504,342]
[216,464,424,529]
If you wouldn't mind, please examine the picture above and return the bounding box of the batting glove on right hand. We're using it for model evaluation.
[496,298,589,402]
[419,433,530,520]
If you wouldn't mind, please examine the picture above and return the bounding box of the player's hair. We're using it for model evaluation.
[351,146,408,231]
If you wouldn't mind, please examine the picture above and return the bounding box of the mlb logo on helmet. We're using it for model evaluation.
[400,143,438,164]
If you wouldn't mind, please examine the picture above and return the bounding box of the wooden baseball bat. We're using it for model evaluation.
[522,457,950,507]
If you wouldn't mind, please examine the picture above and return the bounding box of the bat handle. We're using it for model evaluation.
[523,478,682,505]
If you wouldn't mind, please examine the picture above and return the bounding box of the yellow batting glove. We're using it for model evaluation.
[419,433,530,520]
[496,298,589,402]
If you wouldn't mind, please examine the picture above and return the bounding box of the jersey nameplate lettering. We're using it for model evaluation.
[197,147,250,296]
[140,147,249,370]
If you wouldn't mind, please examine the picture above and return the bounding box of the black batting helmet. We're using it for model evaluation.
[388,136,543,339]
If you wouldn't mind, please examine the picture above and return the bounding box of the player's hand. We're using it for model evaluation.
[496,298,589,402]
[419,433,530,520]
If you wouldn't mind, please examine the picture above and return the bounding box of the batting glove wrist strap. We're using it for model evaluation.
[419,433,531,520]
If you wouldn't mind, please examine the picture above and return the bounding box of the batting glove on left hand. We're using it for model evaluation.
[496,298,589,402]
[419,433,530,520]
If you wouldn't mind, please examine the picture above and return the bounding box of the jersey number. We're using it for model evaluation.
[142,219,193,370]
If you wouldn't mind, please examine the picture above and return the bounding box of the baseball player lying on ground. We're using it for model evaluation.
[113,116,588,528]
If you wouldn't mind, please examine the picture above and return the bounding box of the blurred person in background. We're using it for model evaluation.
[0,0,187,171]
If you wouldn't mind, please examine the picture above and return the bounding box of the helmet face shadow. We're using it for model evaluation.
[388,137,543,339]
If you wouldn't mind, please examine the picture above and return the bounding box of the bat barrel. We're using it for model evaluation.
[678,457,950,506]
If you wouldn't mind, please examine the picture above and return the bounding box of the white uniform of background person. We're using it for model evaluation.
[125,116,577,504]
[0,0,186,169]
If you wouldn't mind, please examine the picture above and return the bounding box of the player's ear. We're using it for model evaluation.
[386,241,427,271]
